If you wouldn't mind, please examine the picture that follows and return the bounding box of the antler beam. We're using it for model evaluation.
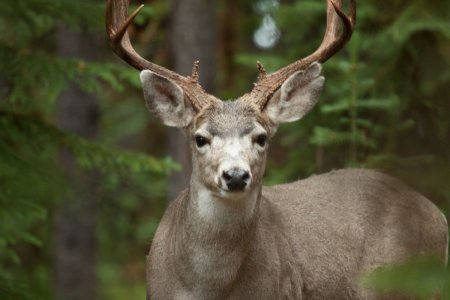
[245,0,356,109]
[105,0,216,111]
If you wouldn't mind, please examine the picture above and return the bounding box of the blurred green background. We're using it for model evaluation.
[0,0,449,299]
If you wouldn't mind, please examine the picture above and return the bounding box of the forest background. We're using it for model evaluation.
[0,0,449,299]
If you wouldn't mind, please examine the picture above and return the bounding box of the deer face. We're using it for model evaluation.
[140,62,325,199]
[188,100,270,197]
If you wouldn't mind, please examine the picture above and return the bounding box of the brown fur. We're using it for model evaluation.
[147,169,448,300]
[140,67,448,300]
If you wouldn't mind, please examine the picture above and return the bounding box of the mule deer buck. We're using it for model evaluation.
[106,0,448,298]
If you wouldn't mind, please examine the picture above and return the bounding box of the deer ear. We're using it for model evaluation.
[140,70,194,127]
[265,62,324,124]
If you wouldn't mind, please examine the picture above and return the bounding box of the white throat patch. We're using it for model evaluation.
[195,187,258,224]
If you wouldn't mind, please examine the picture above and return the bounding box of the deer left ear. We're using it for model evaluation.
[264,62,324,124]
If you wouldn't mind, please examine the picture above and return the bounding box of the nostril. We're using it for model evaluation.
[222,171,232,181]
[241,171,250,181]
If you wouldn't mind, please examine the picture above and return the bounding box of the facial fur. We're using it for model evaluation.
[188,100,271,198]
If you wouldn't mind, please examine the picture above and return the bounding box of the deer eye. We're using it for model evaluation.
[195,134,209,148]
[255,134,267,147]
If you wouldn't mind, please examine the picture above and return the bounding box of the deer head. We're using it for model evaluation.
[106,0,356,200]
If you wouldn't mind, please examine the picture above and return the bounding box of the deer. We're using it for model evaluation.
[106,0,449,299]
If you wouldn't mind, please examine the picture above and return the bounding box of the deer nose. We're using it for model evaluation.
[222,169,250,191]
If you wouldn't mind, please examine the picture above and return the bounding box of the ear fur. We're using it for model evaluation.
[140,70,194,127]
[265,62,324,124]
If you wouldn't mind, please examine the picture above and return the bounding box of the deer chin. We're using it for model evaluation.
[216,188,250,201]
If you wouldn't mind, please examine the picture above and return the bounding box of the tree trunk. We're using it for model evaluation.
[54,25,101,300]
[166,0,217,201]
[219,0,239,91]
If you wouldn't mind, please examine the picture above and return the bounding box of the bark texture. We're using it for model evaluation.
[54,25,101,300]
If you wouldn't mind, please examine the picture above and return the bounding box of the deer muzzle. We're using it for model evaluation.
[222,168,251,192]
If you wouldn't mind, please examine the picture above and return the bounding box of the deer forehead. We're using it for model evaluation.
[193,100,270,138]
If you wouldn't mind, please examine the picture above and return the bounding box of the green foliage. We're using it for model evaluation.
[0,0,176,299]
[364,257,450,299]
[238,0,450,197]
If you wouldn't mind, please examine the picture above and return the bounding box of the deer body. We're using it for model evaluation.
[105,0,449,299]
[147,161,448,300]
[141,90,447,300]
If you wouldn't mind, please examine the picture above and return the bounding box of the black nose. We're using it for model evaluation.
[222,169,250,191]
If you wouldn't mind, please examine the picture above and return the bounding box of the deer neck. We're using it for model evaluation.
[174,179,262,292]
[186,176,261,237]
[191,182,260,225]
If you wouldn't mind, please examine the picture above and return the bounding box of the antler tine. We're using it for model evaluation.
[322,0,355,53]
[105,0,215,111]
[247,0,356,110]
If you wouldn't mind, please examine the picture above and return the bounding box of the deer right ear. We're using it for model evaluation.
[140,70,194,127]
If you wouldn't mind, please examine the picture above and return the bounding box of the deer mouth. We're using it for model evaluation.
[216,183,253,200]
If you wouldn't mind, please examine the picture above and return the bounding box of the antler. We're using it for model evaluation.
[243,0,356,109]
[105,0,216,111]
